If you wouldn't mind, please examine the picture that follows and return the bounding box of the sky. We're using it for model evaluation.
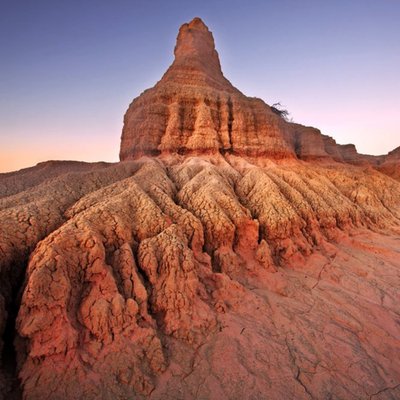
[1,0,399,172]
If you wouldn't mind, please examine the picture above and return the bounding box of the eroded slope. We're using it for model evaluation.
[1,156,399,399]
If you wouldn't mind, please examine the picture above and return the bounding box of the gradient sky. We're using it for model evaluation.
[1,0,399,172]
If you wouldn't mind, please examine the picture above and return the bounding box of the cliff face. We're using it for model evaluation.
[1,17,400,400]
[120,18,295,160]
[377,146,400,180]
[120,18,399,180]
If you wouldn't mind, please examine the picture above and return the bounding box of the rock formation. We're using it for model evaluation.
[120,17,295,160]
[120,18,399,181]
[377,146,400,180]
[1,17,400,400]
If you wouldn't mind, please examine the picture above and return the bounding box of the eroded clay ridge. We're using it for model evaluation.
[120,18,400,180]
[0,155,400,399]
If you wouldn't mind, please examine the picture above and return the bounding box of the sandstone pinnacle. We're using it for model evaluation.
[120,18,295,161]
[119,18,400,178]
[168,17,225,83]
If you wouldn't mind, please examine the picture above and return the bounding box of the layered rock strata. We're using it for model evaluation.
[120,18,399,180]
[120,18,295,160]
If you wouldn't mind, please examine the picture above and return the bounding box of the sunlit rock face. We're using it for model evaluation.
[120,17,295,160]
[1,17,400,400]
[120,18,399,181]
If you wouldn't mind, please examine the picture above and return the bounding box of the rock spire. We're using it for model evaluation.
[119,17,295,160]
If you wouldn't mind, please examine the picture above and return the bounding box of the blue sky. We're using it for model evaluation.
[1,0,399,171]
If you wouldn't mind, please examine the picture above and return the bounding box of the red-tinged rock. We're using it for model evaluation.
[377,146,400,181]
[120,18,295,160]
[0,17,399,400]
